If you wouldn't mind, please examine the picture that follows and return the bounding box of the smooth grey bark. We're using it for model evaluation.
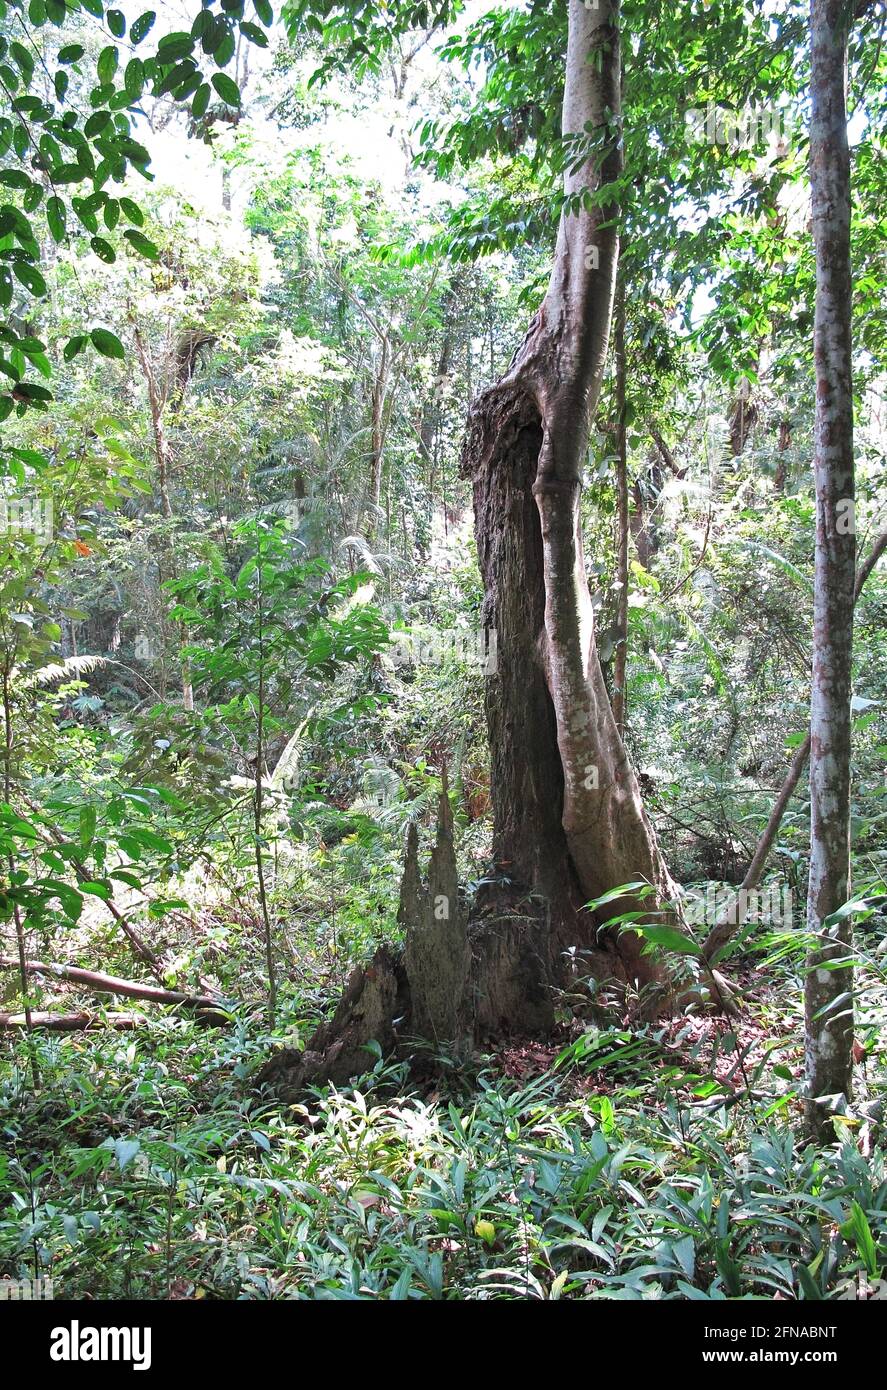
[805,0,856,1139]
[612,283,629,737]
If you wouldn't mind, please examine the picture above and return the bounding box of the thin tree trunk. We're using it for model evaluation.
[775,418,792,493]
[368,335,391,530]
[16,789,163,979]
[648,420,686,479]
[612,283,629,736]
[133,326,193,709]
[728,374,758,457]
[2,663,39,1086]
[805,0,856,1139]
[254,553,277,1029]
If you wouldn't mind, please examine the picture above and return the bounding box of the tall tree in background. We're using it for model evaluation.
[804,0,856,1138]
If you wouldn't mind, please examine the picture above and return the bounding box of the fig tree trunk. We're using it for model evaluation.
[259,0,693,1099]
[461,0,682,974]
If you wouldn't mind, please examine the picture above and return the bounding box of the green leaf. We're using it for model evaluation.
[12,260,46,296]
[119,197,144,226]
[628,923,702,956]
[90,236,116,263]
[97,46,119,85]
[130,11,156,45]
[46,195,65,242]
[107,9,126,38]
[123,229,159,260]
[43,878,84,920]
[124,58,144,100]
[12,381,51,402]
[63,335,88,362]
[10,41,35,82]
[148,897,190,918]
[90,328,125,360]
[109,869,143,889]
[79,805,97,851]
[239,22,268,47]
[84,110,112,137]
[58,45,85,64]
[156,33,195,64]
[211,72,241,107]
[123,827,173,855]
[191,83,211,119]
[215,30,236,66]
[0,169,32,190]
[797,1264,823,1301]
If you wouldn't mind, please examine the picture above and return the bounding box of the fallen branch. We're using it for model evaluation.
[0,956,222,1012]
[0,1011,148,1031]
[702,524,887,962]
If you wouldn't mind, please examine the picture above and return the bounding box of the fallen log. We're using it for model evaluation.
[0,955,222,1012]
[0,1011,148,1031]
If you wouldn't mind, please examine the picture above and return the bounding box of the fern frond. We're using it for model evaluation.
[25,655,108,688]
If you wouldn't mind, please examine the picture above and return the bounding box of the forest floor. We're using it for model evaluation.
[2,945,885,1300]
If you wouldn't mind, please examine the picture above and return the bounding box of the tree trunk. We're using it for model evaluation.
[804,0,856,1140]
[728,375,758,457]
[0,1011,149,1031]
[612,283,629,736]
[368,335,391,531]
[463,0,683,979]
[775,418,792,493]
[259,0,696,1099]
[132,325,193,710]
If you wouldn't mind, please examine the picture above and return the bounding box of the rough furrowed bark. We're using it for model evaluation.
[463,0,691,990]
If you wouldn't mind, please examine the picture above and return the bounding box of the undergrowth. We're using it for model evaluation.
[2,1003,885,1301]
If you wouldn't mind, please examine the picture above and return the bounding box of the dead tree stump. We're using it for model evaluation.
[257,772,566,1101]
